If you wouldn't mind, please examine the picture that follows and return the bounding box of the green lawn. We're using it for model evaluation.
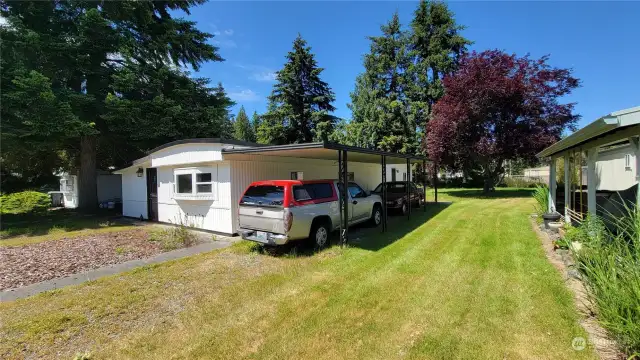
[0,189,595,359]
[0,210,136,247]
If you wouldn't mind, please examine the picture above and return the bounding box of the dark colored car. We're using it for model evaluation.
[372,181,424,214]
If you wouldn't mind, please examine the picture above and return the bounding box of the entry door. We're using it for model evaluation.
[146,168,158,221]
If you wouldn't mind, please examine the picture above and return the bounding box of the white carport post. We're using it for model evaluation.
[548,157,556,213]
[564,153,571,223]
[586,147,598,215]
[631,136,640,207]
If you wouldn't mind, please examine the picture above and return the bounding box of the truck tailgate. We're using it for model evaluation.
[239,206,286,234]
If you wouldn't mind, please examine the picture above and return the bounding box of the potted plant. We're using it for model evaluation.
[533,185,561,229]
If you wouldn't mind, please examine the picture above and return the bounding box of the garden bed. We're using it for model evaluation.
[0,228,195,290]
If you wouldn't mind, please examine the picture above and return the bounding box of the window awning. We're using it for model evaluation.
[222,141,428,165]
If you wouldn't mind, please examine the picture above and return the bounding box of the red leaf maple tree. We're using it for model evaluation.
[426,50,580,192]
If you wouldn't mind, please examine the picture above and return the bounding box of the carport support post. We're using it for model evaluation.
[564,153,571,224]
[406,158,411,220]
[433,164,438,203]
[340,150,349,245]
[381,155,387,232]
[586,148,598,216]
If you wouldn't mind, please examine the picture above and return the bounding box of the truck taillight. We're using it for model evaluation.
[283,208,293,232]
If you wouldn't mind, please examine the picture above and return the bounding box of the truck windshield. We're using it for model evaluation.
[240,185,285,207]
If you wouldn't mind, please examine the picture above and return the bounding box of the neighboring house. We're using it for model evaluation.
[595,143,637,191]
[114,139,426,235]
[53,170,122,209]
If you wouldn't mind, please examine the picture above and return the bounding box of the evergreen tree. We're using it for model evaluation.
[233,106,255,142]
[251,111,263,143]
[261,35,336,144]
[347,13,416,153]
[408,0,471,144]
[1,1,225,209]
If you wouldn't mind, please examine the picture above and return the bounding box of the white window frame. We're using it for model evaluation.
[625,154,632,170]
[173,167,216,199]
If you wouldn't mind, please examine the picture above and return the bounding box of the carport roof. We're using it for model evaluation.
[222,141,428,165]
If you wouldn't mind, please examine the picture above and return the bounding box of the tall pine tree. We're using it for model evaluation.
[259,35,336,144]
[347,12,416,153]
[251,111,263,143]
[1,0,226,209]
[408,0,471,148]
[233,106,255,142]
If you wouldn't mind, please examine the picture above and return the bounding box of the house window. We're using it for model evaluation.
[177,174,193,194]
[196,173,213,193]
[174,167,216,197]
[625,154,632,170]
[291,171,304,180]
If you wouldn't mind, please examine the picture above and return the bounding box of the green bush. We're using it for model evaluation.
[0,191,50,214]
[569,206,640,355]
[531,185,549,217]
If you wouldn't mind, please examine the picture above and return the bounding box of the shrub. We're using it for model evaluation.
[0,191,50,215]
[148,225,196,251]
[569,206,640,355]
[531,185,549,217]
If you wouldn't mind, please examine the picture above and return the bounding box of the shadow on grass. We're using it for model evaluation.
[439,188,534,200]
[0,209,129,239]
[249,202,450,257]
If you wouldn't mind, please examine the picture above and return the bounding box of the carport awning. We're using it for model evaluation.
[222,141,428,164]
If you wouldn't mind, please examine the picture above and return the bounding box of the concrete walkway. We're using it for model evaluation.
[1,238,237,302]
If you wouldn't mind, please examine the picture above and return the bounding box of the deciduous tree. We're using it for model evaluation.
[426,50,580,192]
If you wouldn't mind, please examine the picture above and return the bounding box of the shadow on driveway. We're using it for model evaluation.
[252,202,450,256]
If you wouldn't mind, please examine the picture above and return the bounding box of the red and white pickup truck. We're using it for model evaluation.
[238,179,383,247]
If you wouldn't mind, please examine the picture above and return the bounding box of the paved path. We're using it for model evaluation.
[1,238,237,302]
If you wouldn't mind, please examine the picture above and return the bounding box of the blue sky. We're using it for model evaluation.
[183,1,639,130]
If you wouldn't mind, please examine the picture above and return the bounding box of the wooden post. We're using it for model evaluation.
[587,148,598,216]
[548,158,557,213]
[564,153,571,224]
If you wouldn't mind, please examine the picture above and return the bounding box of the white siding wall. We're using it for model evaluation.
[151,143,224,167]
[596,144,637,191]
[97,174,122,202]
[156,162,233,234]
[229,155,382,233]
[121,167,148,219]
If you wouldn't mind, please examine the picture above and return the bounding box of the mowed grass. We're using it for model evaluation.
[0,189,595,359]
[0,210,136,247]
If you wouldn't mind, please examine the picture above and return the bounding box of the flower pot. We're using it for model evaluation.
[542,213,561,229]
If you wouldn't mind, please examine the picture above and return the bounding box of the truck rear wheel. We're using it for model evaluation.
[310,221,330,249]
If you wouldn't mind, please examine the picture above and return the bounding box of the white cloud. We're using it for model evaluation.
[235,64,277,82]
[212,39,237,48]
[229,89,260,102]
[251,71,277,82]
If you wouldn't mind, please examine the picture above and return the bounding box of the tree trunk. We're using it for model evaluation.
[78,135,98,211]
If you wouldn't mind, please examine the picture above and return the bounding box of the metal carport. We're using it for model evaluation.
[222,141,434,245]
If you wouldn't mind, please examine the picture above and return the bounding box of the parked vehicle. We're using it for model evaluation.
[238,180,383,247]
[372,181,424,215]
